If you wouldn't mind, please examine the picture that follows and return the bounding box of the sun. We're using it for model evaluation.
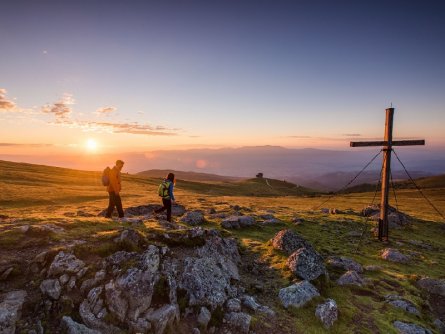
[86,138,98,151]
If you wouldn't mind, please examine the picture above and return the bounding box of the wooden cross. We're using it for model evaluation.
[350,108,425,241]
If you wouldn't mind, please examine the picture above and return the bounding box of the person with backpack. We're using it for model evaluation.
[155,173,176,222]
[104,160,125,219]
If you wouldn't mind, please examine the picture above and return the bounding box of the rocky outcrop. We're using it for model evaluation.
[287,247,325,281]
[363,205,411,228]
[278,281,320,308]
[0,290,27,334]
[48,251,86,277]
[40,279,62,300]
[223,312,251,334]
[271,229,309,255]
[393,321,432,334]
[315,299,338,329]
[381,248,410,263]
[221,216,255,229]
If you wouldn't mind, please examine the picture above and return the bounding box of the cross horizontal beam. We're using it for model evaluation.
[350,140,425,147]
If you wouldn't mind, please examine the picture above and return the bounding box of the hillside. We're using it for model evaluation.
[137,169,243,182]
[0,159,444,334]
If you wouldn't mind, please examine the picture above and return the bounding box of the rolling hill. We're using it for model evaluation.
[137,169,243,182]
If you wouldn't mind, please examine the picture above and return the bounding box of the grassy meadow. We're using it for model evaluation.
[0,159,444,333]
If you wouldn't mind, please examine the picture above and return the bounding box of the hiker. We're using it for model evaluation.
[155,172,176,222]
[105,160,125,218]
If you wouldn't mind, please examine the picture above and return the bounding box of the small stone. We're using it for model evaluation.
[224,312,251,334]
[197,306,211,328]
[278,281,320,308]
[192,328,201,334]
[364,265,382,272]
[433,319,445,334]
[225,298,241,312]
[59,274,70,286]
[327,256,363,273]
[337,270,364,286]
[180,211,206,225]
[61,316,101,334]
[315,299,338,329]
[381,248,410,263]
[0,267,14,281]
[393,321,432,334]
[0,290,27,334]
[40,279,62,300]
[386,295,420,315]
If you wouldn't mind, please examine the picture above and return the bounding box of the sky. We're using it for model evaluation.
[1,0,444,162]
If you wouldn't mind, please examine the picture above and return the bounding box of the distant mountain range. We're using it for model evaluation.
[2,145,444,191]
[137,169,243,182]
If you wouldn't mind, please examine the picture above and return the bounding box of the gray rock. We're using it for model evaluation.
[393,321,432,334]
[381,248,410,263]
[181,211,206,226]
[417,278,445,321]
[364,265,382,272]
[48,251,86,277]
[113,229,142,248]
[271,229,309,255]
[81,270,106,293]
[192,328,201,334]
[224,312,251,334]
[386,295,420,315]
[278,281,320,308]
[59,274,70,286]
[434,319,445,334]
[105,266,159,322]
[221,216,255,229]
[225,298,241,312]
[327,256,363,273]
[287,247,325,281]
[178,236,240,310]
[197,306,211,328]
[315,299,338,329]
[0,290,27,334]
[0,268,14,281]
[40,279,62,300]
[261,218,282,225]
[146,304,179,334]
[363,205,411,228]
[337,270,364,286]
[241,295,275,316]
[79,298,121,334]
[61,316,101,334]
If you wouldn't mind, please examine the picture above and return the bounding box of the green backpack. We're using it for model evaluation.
[158,180,171,198]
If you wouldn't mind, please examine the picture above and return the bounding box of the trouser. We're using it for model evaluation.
[106,191,124,218]
[155,198,172,222]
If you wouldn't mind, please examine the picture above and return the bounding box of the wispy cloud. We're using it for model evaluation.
[53,119,180,136]
[96,106,116,115]
[287,135,312,139]
[41,93,74,119]
[0,143,53,147]
[0,88,16,111]
[343,133,362,137]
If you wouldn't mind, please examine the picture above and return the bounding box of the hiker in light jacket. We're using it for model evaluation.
[155,172,175,222]
[105,160,125,218]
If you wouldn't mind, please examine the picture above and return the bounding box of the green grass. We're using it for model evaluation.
[1,159,444,334]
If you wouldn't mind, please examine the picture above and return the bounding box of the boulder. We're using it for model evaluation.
[363,205,410,228]
[197,306,211,328]
[417,278,445,321]
[315,299,338,329]
[146,304,179,334]
[386,295,420,315]
[271,229,309,255]
[178,236,240,310]
[221,216,255,229]
[113,229,142,248]
[278,281,320,308]
[223,312,251,334]
[0,290,27,334]
[40,279,62,300]
[337,270,364,286]
[433,319,445,334]
[241,295,275,316]
[287,247,325,281]
[381,248,410,263]
[327,256,363,273]
[61,316,101,334]
[393,321,432,334]
[180,211,206,226]
[48,251,86,277]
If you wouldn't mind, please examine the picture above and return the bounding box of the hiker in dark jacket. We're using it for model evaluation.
[155,172,175,222]
[105,160,125,218]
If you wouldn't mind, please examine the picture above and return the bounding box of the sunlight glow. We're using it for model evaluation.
[86,138,98,151]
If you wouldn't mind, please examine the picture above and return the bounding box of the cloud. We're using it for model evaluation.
[0,88,16,111]
[287,135,312,139]
[41,93,74,119]
[0,143,52,147]
[96,106,116,115]
[53,119,180,136]
[343,133,362,137]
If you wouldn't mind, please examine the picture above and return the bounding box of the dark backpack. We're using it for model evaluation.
[102,167,111,186]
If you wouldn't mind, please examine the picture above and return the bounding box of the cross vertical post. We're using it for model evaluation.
[379,108,394,241]
[350,107,425,242]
